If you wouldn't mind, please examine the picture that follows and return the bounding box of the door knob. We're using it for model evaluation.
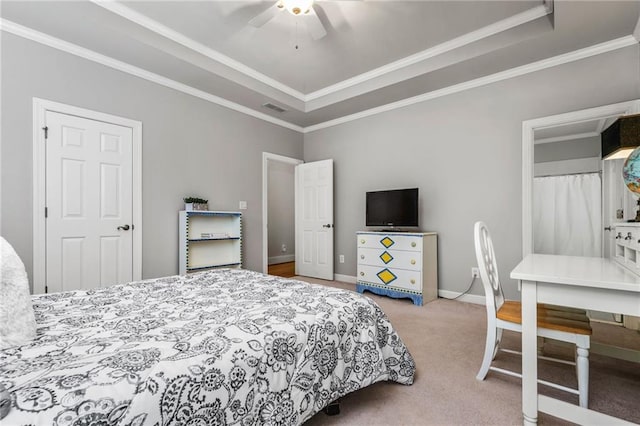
[322,224,333,228]
[117,224,130,231]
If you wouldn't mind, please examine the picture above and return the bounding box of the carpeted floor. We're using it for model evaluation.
[296,276,640,425]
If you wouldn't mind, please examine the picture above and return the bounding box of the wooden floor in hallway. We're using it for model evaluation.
[268,261,295,278]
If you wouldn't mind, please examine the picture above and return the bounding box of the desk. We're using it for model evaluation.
[511,254,640,425]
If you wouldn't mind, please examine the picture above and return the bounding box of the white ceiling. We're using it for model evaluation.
[1,1,639,130]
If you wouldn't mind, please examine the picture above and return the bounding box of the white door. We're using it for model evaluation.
[295,159,334,280]
[46,111,134,292]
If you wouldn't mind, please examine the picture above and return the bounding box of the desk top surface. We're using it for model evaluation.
[511,254,640,293]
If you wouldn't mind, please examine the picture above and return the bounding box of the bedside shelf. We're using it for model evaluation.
[179,211,242,275]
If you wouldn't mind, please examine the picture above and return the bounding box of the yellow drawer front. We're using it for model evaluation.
[357,265,422,292]
[357,234,422,252]
[357,247,422,271]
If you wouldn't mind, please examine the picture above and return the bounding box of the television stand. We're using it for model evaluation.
[356,231,438,306]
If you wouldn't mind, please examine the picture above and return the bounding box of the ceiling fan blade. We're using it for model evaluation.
[249,3,281,28]
[305,6,327,40]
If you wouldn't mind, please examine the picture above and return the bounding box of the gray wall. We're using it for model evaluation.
[534,136,601,163]
[0,33,303,286]
[267,160,295,262]
[304,45,640,300]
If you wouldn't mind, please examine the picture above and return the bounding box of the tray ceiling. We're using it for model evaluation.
[1,1,639,130]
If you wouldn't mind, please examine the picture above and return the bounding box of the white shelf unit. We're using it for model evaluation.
[179,211,242,275]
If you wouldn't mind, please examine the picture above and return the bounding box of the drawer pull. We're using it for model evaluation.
[411,242,416,247]
[360,239,365,244]
[360,255,365,259]
[410,259,416,265]
[410,279,416,284]
[360,272,364,276]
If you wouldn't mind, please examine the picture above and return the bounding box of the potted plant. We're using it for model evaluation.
[184,197,209,211]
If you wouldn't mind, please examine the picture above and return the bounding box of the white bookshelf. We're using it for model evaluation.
[179,211,242,275]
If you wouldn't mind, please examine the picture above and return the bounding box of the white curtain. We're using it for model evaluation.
[533,173,602,257]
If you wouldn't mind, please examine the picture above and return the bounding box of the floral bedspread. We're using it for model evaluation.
[0,269,415,425]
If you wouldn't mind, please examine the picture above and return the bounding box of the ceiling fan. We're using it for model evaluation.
[249,0,327,40]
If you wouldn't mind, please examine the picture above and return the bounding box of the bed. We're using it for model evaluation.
[0,268,415,425]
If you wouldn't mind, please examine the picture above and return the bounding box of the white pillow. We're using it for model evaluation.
[0,236,37,349]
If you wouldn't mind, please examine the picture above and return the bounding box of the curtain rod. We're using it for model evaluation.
[534,170,602,178]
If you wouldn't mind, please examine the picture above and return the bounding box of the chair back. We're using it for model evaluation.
[474,221,505,315]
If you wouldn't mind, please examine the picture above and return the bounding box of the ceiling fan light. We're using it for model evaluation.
[282,0,313,15]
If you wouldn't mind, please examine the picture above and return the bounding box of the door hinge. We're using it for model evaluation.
[45,207,48,218]
[42,126,48,139]
[45,285,48,293]
[131,224,135,230]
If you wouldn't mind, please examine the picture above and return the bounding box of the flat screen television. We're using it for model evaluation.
[366,188,419,228]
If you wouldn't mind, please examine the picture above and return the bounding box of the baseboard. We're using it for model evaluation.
[438,290,485,305]
[268,255,295,265]
[334,274,357,284]
[334,276,485,304]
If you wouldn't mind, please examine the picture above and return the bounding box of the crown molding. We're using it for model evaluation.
[534,132,600,145]
[304,3,552,102]
[90,0,307,102]
[0,18,304,133]
[303,35,638,133]
[91,0,553,109]
[2,18,635,136]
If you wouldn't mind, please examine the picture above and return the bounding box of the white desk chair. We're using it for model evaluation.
[474,221,592,408]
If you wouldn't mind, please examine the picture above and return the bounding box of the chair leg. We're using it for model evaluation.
[477,325,498,380]
[576,346,589,408]
[493,328,503,360]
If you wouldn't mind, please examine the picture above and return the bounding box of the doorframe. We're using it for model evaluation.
[262,152,303,274]
[521,99,640,257]
[32,98,143,294]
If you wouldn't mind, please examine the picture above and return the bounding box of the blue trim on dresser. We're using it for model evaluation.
[356,282,422,306]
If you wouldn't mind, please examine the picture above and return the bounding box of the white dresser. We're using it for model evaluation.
[356,231,438,306]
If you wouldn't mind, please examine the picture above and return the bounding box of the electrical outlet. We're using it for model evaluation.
[281,244,287,253]
[471,267,480,278]
[239,201,247,210]
[339,255,345,263]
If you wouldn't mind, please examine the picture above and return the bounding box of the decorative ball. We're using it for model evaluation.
[622,146,640,195]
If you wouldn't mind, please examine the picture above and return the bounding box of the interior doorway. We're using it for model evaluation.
[262,153,303,276]
[33,98,142,294]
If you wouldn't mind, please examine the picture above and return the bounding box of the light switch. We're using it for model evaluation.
[239,201,247,210]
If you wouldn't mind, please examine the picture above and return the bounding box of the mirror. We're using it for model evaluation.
[523,100,640,326]
[522,99,640,257]
[532,118,615,258]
